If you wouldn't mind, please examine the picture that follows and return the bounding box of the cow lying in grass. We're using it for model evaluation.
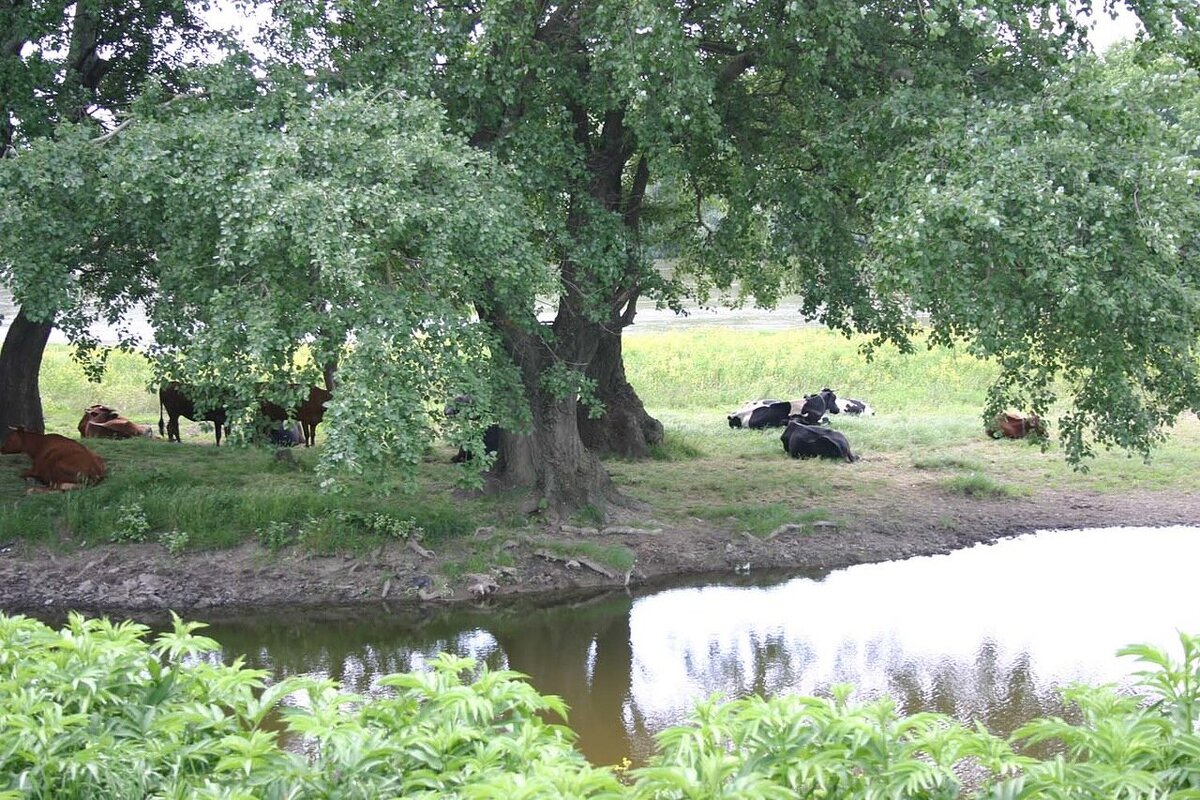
[780,421,858,462]
[2,427,107,491]
[728,390,848,429]
[78,405,154,439]
[987,411,1047,440]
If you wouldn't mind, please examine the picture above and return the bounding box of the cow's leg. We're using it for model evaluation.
[167,415,181,443]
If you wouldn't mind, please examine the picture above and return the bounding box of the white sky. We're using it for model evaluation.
[201,1,1143,55]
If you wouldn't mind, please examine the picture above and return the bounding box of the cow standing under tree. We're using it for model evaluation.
[158,383,230,445]
[260,385,332,448]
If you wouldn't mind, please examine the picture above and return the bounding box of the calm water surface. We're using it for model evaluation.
[197,525,1200,766]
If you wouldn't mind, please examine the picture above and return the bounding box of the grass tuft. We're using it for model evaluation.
[940,473,1018,498]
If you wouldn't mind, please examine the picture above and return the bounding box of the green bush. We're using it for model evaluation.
[4,614,1200,799]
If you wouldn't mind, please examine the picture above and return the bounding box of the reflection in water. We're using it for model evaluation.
[198,526,1199,766]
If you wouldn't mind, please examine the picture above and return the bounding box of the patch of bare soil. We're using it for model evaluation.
[1,482,1197,620]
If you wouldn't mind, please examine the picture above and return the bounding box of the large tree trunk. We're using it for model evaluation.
[489,309,620,516]
[579,322,663,458]
[0,307,53,433]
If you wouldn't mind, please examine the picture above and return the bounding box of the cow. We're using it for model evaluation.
[790,394,829,426]
[987,411,1047,440]
[728,399,792,429]
[261,385,332,447]
[78,405,154,439]
[267,421,304,448]
[2,427,107,490]
[158,383,230,445]
[816,388,875,417]
[836,397,875,416]
[780,421,858,462]
[444,394,501,463]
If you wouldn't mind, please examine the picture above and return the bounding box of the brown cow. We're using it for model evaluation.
[260,385,332,447]
[78,405,154,439]
[2,428,107,490]
[986,411,1048,440]
[158,383,230,445]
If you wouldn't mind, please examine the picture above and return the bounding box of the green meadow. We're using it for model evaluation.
[4,328,1197,550]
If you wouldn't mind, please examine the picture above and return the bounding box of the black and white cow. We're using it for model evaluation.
[818,387,875,417]
[728,399,793,429]
[836,398,875,416]
[780,420,858,462]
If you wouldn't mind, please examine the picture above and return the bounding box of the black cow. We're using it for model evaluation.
[728,399,793,429]
[158,383,230,445]
[791,394,829,425]
[445,394,500,463]
[261,385,332,447]
[267,421,304,447]
[780,421,858,462]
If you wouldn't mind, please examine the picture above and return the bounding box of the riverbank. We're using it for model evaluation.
[6,332,1200,619]
[2,481,1196,618]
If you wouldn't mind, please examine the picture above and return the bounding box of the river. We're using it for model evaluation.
[193,525,1200,766]
[0,288,823,342]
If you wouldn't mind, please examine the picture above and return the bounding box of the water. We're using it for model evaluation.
[197,525,1200,766]
[1,287,818,344]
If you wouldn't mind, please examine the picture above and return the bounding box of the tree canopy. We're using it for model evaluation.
[866,46,1200,460]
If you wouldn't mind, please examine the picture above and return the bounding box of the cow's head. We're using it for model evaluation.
[819,388,839,413]
[1,427,26,454]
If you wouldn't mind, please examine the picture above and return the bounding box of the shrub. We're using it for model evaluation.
[4,614,1200,799]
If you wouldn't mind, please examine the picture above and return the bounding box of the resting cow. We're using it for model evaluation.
[987,411,1047,440]
[836,397,875,416]
[2,428,107,489]
[728,399,792,429]
[261,385,332,447]
[159,383,230,445]
[78,405,154,439]
[780,421,858,462]
[791,394,829,425]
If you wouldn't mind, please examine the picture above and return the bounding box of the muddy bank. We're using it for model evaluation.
[0,486,1197,619]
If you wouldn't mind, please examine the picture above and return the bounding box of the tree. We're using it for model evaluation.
[865,46,1200,461]
[100,72,548,486]
[0,0,217,433]
[259,0,1194,507]
[5,0,1199,513]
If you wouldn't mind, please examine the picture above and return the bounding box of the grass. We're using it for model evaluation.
[4,329,1199,555]
[940,473,1021,499]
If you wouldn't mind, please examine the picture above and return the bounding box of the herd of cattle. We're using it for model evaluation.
[1,383,333,491]
[1,380,1048,491]
[726,388,874,462]
[727,388,1046,463]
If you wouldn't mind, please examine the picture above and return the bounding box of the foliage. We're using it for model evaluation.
[5,615,1200,799]
[108,498,150,543]
[866,47,1200,463]
[0,613,621,798]
[5,0,1200,503]
[156,528,191,556]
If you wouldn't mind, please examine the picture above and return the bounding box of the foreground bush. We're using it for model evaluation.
[2,613,1199,799]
